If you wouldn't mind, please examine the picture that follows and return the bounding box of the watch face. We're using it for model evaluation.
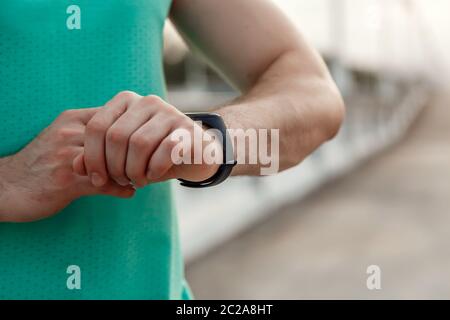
[181,113,235,188]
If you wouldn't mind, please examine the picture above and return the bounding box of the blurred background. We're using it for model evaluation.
[164,0,450,299]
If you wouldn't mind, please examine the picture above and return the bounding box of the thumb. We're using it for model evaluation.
[73,152,87,176]
[78,178,136,198]
[99,182,136,198]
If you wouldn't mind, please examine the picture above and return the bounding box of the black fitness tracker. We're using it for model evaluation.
[179,113,237,188]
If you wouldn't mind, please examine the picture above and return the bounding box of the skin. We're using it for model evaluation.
[0,109,135,222]
[0,0,344,222]
[72,92,222,187]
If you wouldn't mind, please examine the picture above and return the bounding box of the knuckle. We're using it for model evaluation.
[86,118,107,134]
[58,109,78,120]
[55,127,78,141]
[165,112,187,130]
[142,94,163,105]
[130,100,150,113]
[181,115,194,125]
[165,106,181,119]
[178,118,194,131]
[115,90,138,101]
[106,128,127,145]
[129,134,150,149]
[55,147,73,160]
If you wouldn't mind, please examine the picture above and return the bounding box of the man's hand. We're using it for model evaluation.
[73,91,221,188]
[0,108,135,223]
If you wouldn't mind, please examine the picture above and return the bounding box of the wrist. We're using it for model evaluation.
[0,156,15,219]
[180,112,236,188]
[214,109,245,176]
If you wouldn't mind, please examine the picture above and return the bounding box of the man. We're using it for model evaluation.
[0,0,344,299]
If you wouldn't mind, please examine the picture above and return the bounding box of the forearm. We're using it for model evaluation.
[216,49,345,176]
[171,0,345,176]
[0,156,8,195]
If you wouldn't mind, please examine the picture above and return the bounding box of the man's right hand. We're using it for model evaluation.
[0,108,136,223]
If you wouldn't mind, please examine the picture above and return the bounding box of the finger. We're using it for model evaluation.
[57,107,100,125]
[105,99,157,186]
[77,178,136,198]
[84,92,138,187]
[99,182,136,198]
[147,134,179,181]
[72,152,87,176]
[75,107,102,124]
[125,113,174,187]
[148,165,180,183]
[55,125,85,146]
[71,127,85,146]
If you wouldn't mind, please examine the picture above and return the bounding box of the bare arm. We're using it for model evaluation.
[0,157,9,212]
[170,0,345,175]
[69,0,345,194]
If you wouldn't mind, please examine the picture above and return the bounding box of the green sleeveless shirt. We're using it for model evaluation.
[0,0,191,299]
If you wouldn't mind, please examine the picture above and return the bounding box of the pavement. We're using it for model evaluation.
[185,91,450,299]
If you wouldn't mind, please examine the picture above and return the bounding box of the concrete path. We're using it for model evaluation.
[186,91,450,299]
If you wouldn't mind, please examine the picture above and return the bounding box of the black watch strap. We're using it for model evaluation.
[178,113,237,188]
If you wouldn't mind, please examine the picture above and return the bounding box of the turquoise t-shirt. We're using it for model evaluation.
[0,0,191,299]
